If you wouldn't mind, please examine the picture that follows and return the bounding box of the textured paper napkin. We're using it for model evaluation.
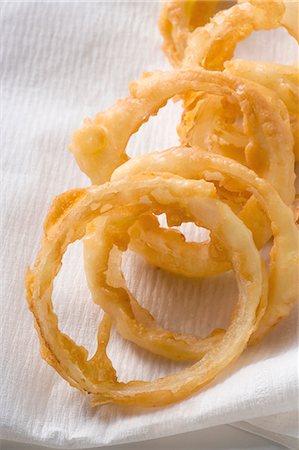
[1,1,298,449]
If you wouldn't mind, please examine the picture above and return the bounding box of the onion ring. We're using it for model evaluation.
[70,69,295,270]
[162,2,298,160]
[26,174,265,407]
[84,207,230,361]
[224,60,299,161]
[159,0,221,67]
[160,1,298,68]
[27,0,299,409]
[180,61,298,163]
[182,1,294,70]
[70,69,294,199]
[111,146,298,343]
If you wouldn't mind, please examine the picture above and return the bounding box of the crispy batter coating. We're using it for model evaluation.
[27,175,266,406]
[112,147,299,343]
[27,1,299,408]
[70,69,295,273]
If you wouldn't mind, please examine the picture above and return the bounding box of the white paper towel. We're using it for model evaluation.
[1,1,298,449]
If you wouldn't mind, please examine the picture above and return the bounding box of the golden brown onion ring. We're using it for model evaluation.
[180,61,298,162]
[159,0,221,67]
[26,175,265,407]
[160,1,298,68]
[182,1,294,70]
[84,207,230,361]
[224,60,299,161]
[83,181,269,362]
[70,69,295,255]
[161,3,298,163]
[111,146,298,343]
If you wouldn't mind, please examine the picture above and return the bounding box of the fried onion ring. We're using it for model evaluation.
[84,207,230,361]
[70,69,295,261]
[27,0,299,410]
[182,1,295,70]
[162,2,298,161]
[159,0,221,67]
[160,1,298,68]
[180,61,298,163]
[224,60,299,161]
[26,175,266,407]
[70,69,294,197]
[111,147,299,343]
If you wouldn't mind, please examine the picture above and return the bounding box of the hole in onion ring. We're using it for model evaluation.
[234,28,298,64]
[157,213,211,243]
[53,241,102,356]
[123,249,237,338]
[103,243,238,383]
[126,100,182,159]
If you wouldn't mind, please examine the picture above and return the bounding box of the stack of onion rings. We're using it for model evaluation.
[27,0,298,408]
